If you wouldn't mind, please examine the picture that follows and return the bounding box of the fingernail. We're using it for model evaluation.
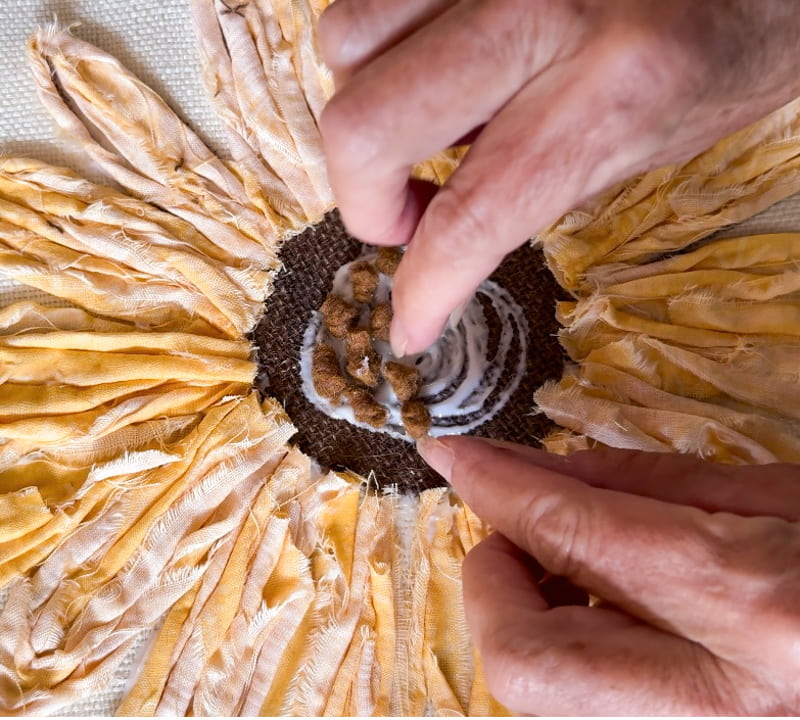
[416,436,454,481]
[447,298,470,331]
[389,317,408,358]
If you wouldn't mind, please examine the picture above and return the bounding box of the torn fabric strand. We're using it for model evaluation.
[539,97,800,292]
[539,112,800,462]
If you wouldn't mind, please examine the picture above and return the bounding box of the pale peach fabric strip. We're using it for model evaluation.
[28,30,282,266]
[190,0,334,227]
[540,97,800,291]
[193,0,333,223]
[0,158,270,337]
[537,366,800,464]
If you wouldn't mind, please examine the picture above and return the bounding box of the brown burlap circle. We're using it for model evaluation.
[253,211,568,492]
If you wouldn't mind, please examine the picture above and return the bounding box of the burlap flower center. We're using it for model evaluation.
[253,211,568,492]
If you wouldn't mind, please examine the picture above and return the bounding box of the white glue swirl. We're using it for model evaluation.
[300,251,528,442]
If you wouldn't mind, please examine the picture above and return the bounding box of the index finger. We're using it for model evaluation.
[318,0,456,84]
[319,0,568,245]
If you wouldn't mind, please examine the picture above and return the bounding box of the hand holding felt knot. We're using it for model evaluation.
[319,0,800,354]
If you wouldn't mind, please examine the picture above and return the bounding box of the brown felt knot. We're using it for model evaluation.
[375,246,402,277]
[310,247,439,440]
[320,293,358,338]
[401,399,431,439]
[345,327,372,359]
[344,327,381,387]
[349,260,378,303]
[383,361,420,403]
[370,303,392,342]
[312,343,347,400]
[346,352,382,388]
[344,387,389,428]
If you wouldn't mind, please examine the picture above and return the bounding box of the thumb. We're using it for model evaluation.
[415,434,780,653]
[477,441,800,520]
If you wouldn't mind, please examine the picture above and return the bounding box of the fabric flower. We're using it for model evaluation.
[2,0,800,716]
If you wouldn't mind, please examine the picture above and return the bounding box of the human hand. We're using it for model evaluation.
[417,435,800,715]
[318,0,800,355]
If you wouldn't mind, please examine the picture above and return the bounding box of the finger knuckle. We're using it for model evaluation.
[695,517,747,590]
[603,14,709,107]
[468,0,591,75]
[519,491,588,578]
[483,628,587,714]
[660,5,754,98]
[482,631,547,712]
[517,0,593,68]
[693,516,800,650]
[420,183,497,263]
[702,515,798,596]
[319,93,379,170]
[700,515,761,571]
[462,0,529,70]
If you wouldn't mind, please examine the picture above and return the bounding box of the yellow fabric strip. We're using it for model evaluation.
[0,159,271,337]
[419,490,474,715]
[28,32,282,269]
[0,347,254,385]
[0,302,132,334]
[540,98,800,290]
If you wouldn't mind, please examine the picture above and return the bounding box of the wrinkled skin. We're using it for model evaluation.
[319,0,800,355]
[320,3,800,713]
[417,435,800,715]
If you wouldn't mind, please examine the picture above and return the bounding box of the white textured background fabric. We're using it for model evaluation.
[4,0,800,716]
[0,0,228,170]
